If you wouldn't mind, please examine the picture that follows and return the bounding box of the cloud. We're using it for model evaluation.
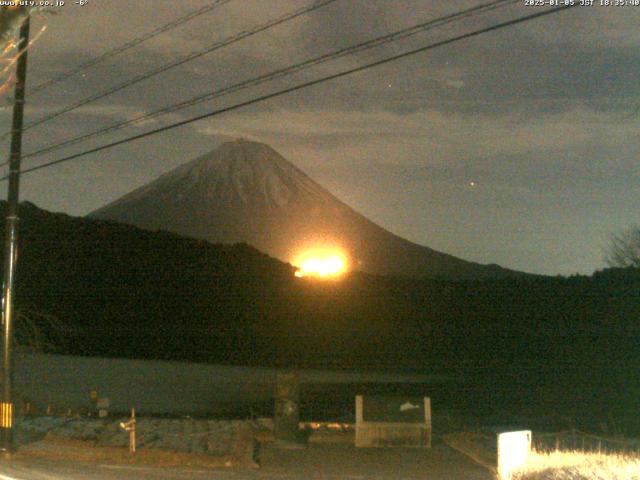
[443,79,465,89]
[194,126,262,142]
[196,104,638,164]
[10,0,640,276]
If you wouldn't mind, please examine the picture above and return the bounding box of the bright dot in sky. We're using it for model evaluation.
[469,181,477,187]
[293,249,348,278]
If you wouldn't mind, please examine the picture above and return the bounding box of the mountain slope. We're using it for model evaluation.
[90,139,520,279]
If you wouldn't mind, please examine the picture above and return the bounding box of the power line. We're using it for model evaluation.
[7,4,577,180]
[26,0,234,97]
[22,0,518,161]
[17,5,575,172]
[6,0,338,139]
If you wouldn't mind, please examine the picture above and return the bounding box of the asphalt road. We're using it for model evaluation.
[0,443,492,480]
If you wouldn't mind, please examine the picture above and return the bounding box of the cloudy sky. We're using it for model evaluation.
[0,0,638,275]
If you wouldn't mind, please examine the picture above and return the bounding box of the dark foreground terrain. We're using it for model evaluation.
[1,442,492,480]
[5,201,640,435]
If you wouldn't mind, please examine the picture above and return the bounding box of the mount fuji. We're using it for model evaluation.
[89,139,520,279]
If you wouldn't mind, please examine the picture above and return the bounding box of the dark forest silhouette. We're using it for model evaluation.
[5,201,640,433]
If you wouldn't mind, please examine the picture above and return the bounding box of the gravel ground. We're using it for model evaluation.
[6,417,494,479]
[1,441,493,480]
[255,441,493,480]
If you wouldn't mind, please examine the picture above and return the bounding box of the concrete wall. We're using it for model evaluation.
[13,352,276,415]
[355,395,432,448]
[12,352,444,416]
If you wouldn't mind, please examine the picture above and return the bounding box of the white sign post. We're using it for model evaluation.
[497,430,532,480]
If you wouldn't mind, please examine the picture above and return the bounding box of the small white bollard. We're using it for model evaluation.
[497,430,532,480]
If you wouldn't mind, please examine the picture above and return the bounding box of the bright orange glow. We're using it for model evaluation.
[293,249,348,278]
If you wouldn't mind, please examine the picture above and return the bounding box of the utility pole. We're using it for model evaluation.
[0,10,30,455]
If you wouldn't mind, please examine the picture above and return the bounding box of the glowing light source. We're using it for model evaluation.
[497,430,532,480]
[293,249,348,278]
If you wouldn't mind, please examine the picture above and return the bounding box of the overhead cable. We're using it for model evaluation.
[27,0,234,97]
[7,0,338,139]
[23,0,517,160]
[8,4,577,179]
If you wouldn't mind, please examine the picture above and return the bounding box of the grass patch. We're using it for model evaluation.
[512,450,640,480]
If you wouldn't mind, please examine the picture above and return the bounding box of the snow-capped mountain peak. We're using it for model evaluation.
[90,140,519,279]
[113,139,331,210]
